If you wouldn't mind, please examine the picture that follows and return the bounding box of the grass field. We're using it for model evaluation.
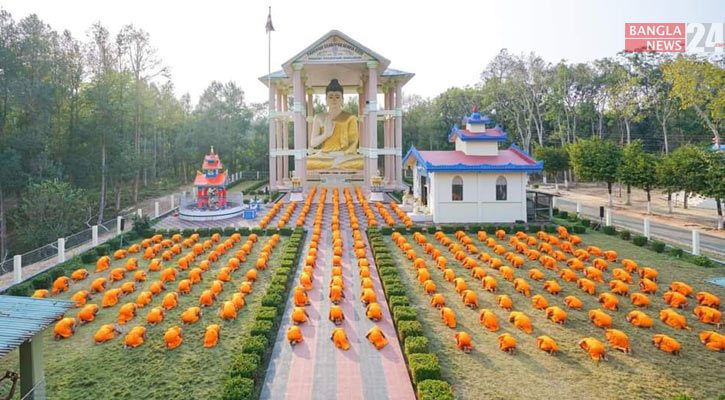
[227,180,262,193]
[0,234,285,400]
[390,229,725,400]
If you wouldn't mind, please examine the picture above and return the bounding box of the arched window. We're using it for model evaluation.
[452,176,463,201]
[496,176,507,200]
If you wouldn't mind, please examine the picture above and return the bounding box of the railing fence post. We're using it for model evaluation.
[13,255,22,284]
[692,230,700,256]
[57,238,65,263]
[92,225,99,246]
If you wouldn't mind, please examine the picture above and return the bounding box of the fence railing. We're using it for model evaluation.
[0,194,180,291]
[553,197,724,261]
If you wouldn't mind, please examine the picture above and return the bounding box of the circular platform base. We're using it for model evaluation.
[179,202,244,221]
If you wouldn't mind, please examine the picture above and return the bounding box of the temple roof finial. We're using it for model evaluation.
[210,146,215,154]
[472,105,478,113]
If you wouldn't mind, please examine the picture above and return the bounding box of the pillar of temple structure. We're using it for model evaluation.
[282,91,290,182]
[274,88,283,184]
[365,61,379,183]
[292,62,307,186]
[268,84,277,189]
[395,81,404,187]
[384,86,393,184]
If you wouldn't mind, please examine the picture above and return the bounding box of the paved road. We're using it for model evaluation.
[555,199,725,258]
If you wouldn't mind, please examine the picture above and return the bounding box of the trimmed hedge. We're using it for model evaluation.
[408,353,441,384]
[230,353,261,380]
[632,235,648,247]
[256,306,278,321]
[572,225,586,234]
[416,380,454,400]
[221,376,254,400]
[398,320,424,341]
[250,320,274,339]
[389,295,410,308]
[242,335,268,357]
[393,305,417,323]
[602,226,617,236]
[405,336,429,355]
[650,240,665,253]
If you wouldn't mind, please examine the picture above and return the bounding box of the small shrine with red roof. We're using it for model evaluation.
[194,147,229,210]
[403,107,543,223]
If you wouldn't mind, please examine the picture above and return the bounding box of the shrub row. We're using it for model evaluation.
[221,228,306,400]
[366,227,453,400]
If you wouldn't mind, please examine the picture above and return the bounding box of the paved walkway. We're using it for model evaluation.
[260,188,415,400]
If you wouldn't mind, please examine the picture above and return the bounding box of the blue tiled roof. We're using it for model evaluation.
[0,295,76,357]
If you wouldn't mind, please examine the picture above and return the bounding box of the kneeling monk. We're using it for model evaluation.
[124,326,147,348]
[164,326,183,350]
[287,325,303,346]
[455,331,473,353]
[578,337,607,361]
[203,324,221,348]
[329,305,344,325]
[652,334,680,355]
[604,329,631,354]
[94,324,122,344]
[53,317,77,340]
[536,335,558,355]
[331,327,350,350]
[498,333,516,354]
[291,307,308,324]
[366,326,388,350]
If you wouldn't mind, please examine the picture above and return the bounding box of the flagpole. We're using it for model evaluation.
[267,6,272,113]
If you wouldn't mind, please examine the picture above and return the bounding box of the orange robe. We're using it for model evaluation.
[462,290,478,309]
[537,335,558,354]
[598,293,619,311]
[239,281,252,294]
[188,268,203,284]
[162,292,179,310]
[605,329,630,353]
[441,307,456,328]
[626,310,653,328]
[630,293,650,307]
[455,331,473,352]
[96,256,110,272]
[231,293,245,309]
[699,331,725,352]
[693,306,722,327]
[531,295,549,310]
[204,324,221,348]
[612,268,633,284]
[497,295,513,311]
[118,303,137,324]
[652,334,680,355]
[545,306,567,324]
[70,290,90,308]
[366,303,382,321]
[479,309,499,331]
[609,280,629,296]
[430,293,445,308]
[361,288,377,305]
[579,337,606,360]
[696,291,720,309]
[90,278,107,293]
[31,289,49,299]
[589,309,613,329]
[102,288,123,308]
[177,279,192,295]
[663,291,688,309]
[199,290,216,307]
[124,326,146,348]
[133,271,147,282]
[109,268,125,282]
[53,317,76,339]
[52,276,70,295]
[659,308,689,330]
[136,291,153,308]
[71,268,89,281]
[639,278,658,294]
[287,326,303,345]
[291,307,308,324]
[483,276,497,292]
[220,301,237,320]
[564,295,583,309]
[543,280,561,295]
[78,304,99,323]
[509,312,532,334]
[181,307,202,324]
[164,326,183,349]
[329,305,345,324]
[513,278,530,297]
[331,328,350,350]
[146,307,165,324]
[366,326,388,350]
[94,324,119,343]
[120,281,136,294]
[160,267,177,282]
[150,281,166,296]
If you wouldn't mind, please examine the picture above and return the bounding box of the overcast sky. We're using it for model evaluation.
[2,0,723,105]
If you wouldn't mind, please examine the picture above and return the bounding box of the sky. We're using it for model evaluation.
[2,0,723,105]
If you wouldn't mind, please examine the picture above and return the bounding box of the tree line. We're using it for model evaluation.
[0,11,267,259]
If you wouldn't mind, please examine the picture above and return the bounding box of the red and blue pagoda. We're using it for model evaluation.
[194,147,229,210]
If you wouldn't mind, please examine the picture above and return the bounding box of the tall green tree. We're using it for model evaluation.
[568,137,622,207]
[533,145,569,186]
[700,150,725,229]
[620,140,658,213]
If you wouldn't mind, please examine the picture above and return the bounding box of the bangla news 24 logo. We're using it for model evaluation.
[625,23,724,52]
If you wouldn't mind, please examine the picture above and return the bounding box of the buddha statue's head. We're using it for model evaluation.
[326,79,344,115]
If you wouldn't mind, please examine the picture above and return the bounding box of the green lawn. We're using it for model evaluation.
[226,180,263,193]
[0,234,285,400]
[390,229,725,400]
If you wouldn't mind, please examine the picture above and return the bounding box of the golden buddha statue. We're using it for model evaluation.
[307,79,363,171]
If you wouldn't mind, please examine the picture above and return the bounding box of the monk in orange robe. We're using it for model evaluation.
[164,326,183,350]
[612,268,633,284]
[598,293,619,311]
[71,268,89,282]
[366,302,382,322]
[133,270,147,282]
[479,309,499,331]
[670,281,693,297]
[496,294,513,311]
[331,327,350,350]
[696,291,720,309]
[293,286,309,307]
[136,291,152,308]
[693,306,722,328]
[203,324,221,348]
[361,288,377,305]
[543,280,562,295]
[102,288,124,308]
[366,326,388,350]
[146,306,165,325]
[124,326,146,348]
[455,331,473,353]
[181,306,202,324]
[328,305,345,325]
[660,308,690,330]
[77,304,99,324]
[96,256,110,272]
[150,280,166,296]
[609,280,629,296]
[564,295,583,310]
[162,292,179,310]
[177,279,192,295]
[652,334,680,355]
[545,306,567,324]
[578,337,607,361]
[589,309,613,329]
[430,293,445,308]
[630,293,650,307]
[231,293,245,309]
[70,290,90,308]
[120,281,136,295]
[639,278,658,294]
[462,290,478,309]
[423,280,436,294]
[199,289,216,307]
[441,307,457,328]
[188,268,203,284]
[482,276,498,293]
[577,278,596,296]
[699,331,725,352]
[239,281,252,294]
[148,258,162,271]
[536,335,558,355]
[160,267,177,282]
[52,276,70,295]
[509,311,533,334]
[531,294,549,310]
[663,291,688,309]
[90,278,107,293]
[626,310,653,328]
[53,317,76,340]
[291,307,309,324]
[288,326,303,346]
[220,301,237,320]
[513,278,531,297]
[94,324,121,344]
[125,257,138,271]
[108,267,125,283]
[118,303,138,324]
